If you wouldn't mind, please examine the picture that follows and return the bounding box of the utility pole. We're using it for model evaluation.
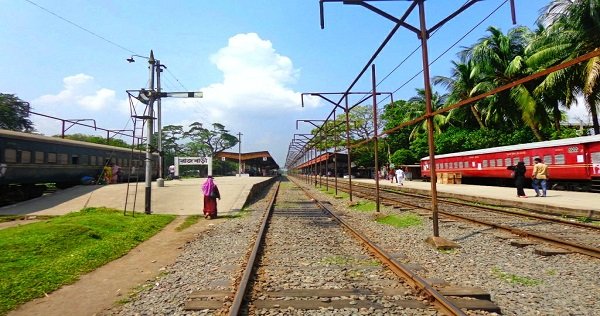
[144,51,156,214]
[238,132,243,176]
[127,50,203,214]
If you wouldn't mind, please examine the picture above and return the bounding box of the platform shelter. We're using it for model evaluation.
[215,151,279,176]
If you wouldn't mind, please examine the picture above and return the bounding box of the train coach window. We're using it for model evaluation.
[48,153,57,163]
[4,149,17,163]
[58,153,68,165]
[21,151,31,163]
[554,154,565,165]
[497,159,503,167]
[543,155,552,164]
[483,160,489,168]
[512,157,520,165]
[90,156,97,165]
[504,158,511,167]
[71,155,80,165]
[524,157,531,165]
[490,159,496,167]
[592,152,600,163]
[35,151,44,163]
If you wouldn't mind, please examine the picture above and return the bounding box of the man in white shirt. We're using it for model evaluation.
[395,168,405,186]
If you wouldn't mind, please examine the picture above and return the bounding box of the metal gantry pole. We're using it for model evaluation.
[333,110,339,196]
[344,96,353,202]
[238,132,243,176]
[417,0,439,236]
[372,64,380,213]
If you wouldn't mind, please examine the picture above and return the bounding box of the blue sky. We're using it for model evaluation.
[2,0,585,167]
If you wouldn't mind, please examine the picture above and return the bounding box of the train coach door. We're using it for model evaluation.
[588,141,600,192]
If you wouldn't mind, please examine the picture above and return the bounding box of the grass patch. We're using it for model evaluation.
[175,215,200,231]
[349,201,377,212]
[220,208,252,219]
[491,267,542,286]
[438,248,458,254]
[0,207,175,315]
[546,269,557,276]
[320,255,379,266]
[375,213,422,228]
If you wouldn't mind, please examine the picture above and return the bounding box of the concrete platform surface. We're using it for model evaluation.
[0,176,272,216]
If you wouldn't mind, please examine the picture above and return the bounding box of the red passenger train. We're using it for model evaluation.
[420,135,600,192]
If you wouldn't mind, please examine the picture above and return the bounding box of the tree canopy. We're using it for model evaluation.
[0,94,34,132]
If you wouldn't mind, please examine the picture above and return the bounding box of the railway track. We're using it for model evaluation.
[220,178,500,315]
[299,176,600,259]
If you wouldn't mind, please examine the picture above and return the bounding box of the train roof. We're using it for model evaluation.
[421,134,600,161]
[0,129,135,153]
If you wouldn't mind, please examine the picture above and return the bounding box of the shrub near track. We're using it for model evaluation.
[0,207,175,315]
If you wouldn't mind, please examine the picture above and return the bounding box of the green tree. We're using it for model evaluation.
[433,59,486,129]
[464,26,554,141]
[60,133,130,148]
[184,122,238,157]
[537,0,600,134]
[0,94,34,132]
[404,88,448,140]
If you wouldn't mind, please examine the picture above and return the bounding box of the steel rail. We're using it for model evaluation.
[228,181,280,316]
[323,179,600,259]
[289,177,468,316]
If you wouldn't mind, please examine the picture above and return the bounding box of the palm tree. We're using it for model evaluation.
[538,0,600,134]
[404,88,448,140]
[433,59,486,129]
[464,26,548,140]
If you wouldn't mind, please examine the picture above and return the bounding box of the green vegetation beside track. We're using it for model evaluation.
[0,207,175,315]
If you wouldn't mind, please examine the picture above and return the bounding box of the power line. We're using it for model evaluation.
[377,0,509,106]
[24,0,193,93]
[23,0,137,55]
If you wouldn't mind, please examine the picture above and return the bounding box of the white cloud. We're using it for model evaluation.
[34,73,116,111]
[172,33,319,118]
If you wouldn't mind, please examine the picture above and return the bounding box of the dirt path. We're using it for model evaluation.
[8,216,222,316]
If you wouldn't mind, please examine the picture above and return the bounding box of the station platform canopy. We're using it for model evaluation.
[216,151,280,174]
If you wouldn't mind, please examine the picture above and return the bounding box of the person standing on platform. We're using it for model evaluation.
[395,168,405,186]
[103,163,113,185]
[168,164,176,180]
[111,163,121,184]
[507,161,527,198]
[202,176,221,219]
[389,167,397,183]
[531,157,549,197]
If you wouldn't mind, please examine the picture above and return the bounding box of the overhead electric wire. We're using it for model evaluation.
[375,0,509,106]
[24,0,192,93]
[23,0,136,55]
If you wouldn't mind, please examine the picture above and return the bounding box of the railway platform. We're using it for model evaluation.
[0,176,275,217]
[314,177,600,220]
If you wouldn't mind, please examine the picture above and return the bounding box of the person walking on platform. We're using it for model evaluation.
[202,176,221,219]
[395,168,405,186]
[507,161,527,198]
[532,157,549,197]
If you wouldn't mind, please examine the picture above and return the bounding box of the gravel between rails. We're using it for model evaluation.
[102,177,599,316]
[294,179,599,316]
